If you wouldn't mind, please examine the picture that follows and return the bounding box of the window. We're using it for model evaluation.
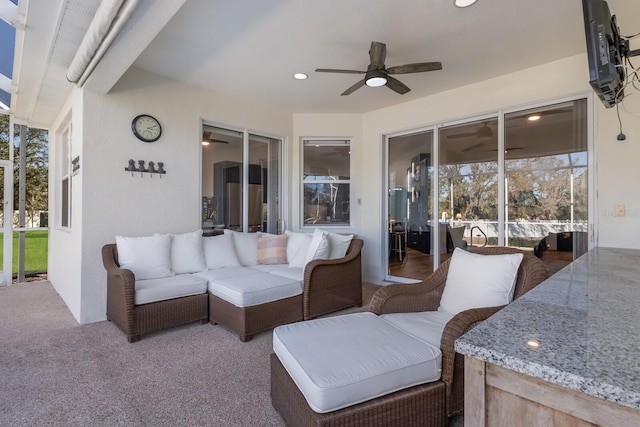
[60,125,71,228]
[302,139,350,226]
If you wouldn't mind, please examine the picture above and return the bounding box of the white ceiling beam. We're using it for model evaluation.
[0,0,24,29]
[0,72,15,93]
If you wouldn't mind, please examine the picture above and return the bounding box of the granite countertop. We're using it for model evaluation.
[455,247,640,410]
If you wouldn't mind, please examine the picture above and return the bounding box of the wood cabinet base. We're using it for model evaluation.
[464,357,640,427]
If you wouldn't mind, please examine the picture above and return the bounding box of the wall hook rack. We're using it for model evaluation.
[125,159,167,177]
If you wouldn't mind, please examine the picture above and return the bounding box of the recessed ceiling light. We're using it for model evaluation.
[528,115,541,121]
[454,0,478,7]
[201,141,210,146]
[527,340,540,348]
[293,73,308,80]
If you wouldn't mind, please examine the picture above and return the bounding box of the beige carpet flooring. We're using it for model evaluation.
[0,281,463,426]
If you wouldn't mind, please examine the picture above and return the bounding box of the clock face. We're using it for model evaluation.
[132,114,162,142]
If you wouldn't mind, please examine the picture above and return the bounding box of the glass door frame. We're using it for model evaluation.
[0,160,13,286]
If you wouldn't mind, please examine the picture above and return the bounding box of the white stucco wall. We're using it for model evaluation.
[47,88,83,319]
[294,53,640,284]
[51,68,292,323]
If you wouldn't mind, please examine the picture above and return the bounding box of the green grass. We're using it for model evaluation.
[0,230,48,274]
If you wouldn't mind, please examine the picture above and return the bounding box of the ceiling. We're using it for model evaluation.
[9,0,640,128]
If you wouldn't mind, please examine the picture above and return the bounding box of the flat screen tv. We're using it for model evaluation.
[581,0,628,108]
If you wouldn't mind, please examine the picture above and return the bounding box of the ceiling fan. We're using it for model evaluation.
[316,41,442,96]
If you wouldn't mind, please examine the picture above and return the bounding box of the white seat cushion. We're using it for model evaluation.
[380,310,454,348]
[193,266,261,284]
[273,312,442,413]
[249,264,304,281]
[135,274,207,305]
[207,273,302,307]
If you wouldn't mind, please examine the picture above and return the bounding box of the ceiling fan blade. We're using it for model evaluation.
[387,62,443,74]
[316,68,366,74]
[369,41,386,69]
[341,79,366,96]
[385,76,410,95]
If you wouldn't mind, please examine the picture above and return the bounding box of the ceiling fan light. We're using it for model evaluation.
[365,70,387,87]
[454,0,478,7]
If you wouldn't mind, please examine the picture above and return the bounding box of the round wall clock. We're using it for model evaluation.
[131,114,162,142]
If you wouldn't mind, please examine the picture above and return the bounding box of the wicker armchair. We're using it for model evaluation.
[102,244,209,343]
[270,247,548,426]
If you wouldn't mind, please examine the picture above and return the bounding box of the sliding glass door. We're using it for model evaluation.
[201,124,282,235]
[385,97,591,280]
[386,130,435,281]
[438,118,499,258]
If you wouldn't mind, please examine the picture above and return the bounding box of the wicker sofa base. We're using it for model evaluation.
[270,353,447,427]
[209,293,303,342]
[107,293,209,343]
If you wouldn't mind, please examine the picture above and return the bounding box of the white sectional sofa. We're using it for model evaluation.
[102,229,363,342]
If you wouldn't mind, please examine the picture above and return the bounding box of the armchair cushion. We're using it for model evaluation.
[273,312,441,414]
[134,274,207,305]
[203,234,241,269]
[171,230,207,274]
[439,248,523,315]
[115,234,174,280]
[380,310,454,348]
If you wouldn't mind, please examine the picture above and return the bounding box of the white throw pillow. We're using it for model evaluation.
[285,230,313,266]
[223,230,259,266]
[438,248,523,315]
[303,228,331,266]
[115,234,174,280]
[203,234,241,269]
[170,230,207,274]
[327,233,354,259]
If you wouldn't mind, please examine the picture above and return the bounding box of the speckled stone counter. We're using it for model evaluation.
[456,247,640,425]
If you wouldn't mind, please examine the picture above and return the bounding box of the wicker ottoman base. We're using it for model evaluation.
[270,353,447,427]
[209,293,303,341]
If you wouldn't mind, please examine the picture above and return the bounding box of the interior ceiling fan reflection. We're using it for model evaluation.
[447,122,494,140]
[202,131,230,144]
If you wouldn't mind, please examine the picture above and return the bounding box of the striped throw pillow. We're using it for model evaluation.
[257,234,288,265]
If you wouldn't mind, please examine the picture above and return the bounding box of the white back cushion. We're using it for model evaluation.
[203,234,241,269]
[171,230,207,274]
[223,230,259,266]
[303,228,330,266]
[327,233,354,259]
[439,248,523,315]
[115,234,174,280]
[286,230,313,268]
